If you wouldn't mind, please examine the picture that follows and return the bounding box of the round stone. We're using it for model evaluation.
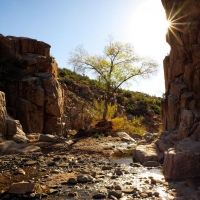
[25,160,37,166]
[92,193,106,199]
[67,177,77,184]
[140,193,148,198]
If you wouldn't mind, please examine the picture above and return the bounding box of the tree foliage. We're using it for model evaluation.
[93,99,117,121]
[58,68,161,117]
[68,37,158,120]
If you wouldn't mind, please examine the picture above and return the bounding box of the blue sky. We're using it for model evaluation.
[0,0,169,96]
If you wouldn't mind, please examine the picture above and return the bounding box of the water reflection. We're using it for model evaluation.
[110,157,133,165]
[109,151,173,200]
[138,168,163,179]
[110,149,133,165]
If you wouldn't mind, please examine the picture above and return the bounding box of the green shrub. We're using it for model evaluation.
[58,68,162,118]
[123,90,132,98]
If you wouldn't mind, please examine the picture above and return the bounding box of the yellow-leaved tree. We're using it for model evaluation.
[69,37,158,121]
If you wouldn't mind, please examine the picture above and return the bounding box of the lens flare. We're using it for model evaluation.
[166,1,192,45]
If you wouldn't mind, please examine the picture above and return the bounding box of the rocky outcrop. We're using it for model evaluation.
[0,91,31,144]
[0,34,66,136]
[161,0,200,179]
[161,0,200,137]
[0,90,60,154]
[0,34,57,76]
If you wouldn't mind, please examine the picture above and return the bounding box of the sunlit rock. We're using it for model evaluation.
[0,34,66,136]
[161,0,200,179]
[132,142,159,163]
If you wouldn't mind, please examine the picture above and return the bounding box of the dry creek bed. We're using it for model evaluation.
[0,135,200,199]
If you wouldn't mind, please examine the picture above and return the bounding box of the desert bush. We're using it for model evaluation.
[111,116,146,135]
[93,99,118,121]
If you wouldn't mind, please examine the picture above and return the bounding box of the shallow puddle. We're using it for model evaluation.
[138,168,163,179]
[110,157,133,165]
[109,151,173,200]
[109,146,134,164]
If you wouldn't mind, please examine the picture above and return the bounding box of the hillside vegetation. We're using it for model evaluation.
[58,68,162,135]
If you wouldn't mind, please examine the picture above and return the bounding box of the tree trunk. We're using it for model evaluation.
[103,99,109,120]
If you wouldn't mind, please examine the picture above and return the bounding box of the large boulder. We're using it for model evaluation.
[0,140,41,155]
[163,138,200,179]
[116,132,136,142]
[0,91,29,143]
[8,182,41,195]
[132,142,160,164]
[27,133,67,143]
[6,115,29,143]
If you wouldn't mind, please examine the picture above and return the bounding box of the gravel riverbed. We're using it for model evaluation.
[0,136,200,199]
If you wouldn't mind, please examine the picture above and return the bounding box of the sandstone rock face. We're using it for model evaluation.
[0,34,65,135]
[0,34,57,76]
[161,0,200,137]
[161,0,200,179]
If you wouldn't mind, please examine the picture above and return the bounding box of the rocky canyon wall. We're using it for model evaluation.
[0,34,66,136]
[161,0,200,136]
[0,92,7,141]
[161,0,200,179]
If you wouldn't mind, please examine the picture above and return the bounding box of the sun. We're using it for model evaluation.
[128,0,171,58]
[165,20,171,29]
[122,0,171,96]
[164,1,192,45]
